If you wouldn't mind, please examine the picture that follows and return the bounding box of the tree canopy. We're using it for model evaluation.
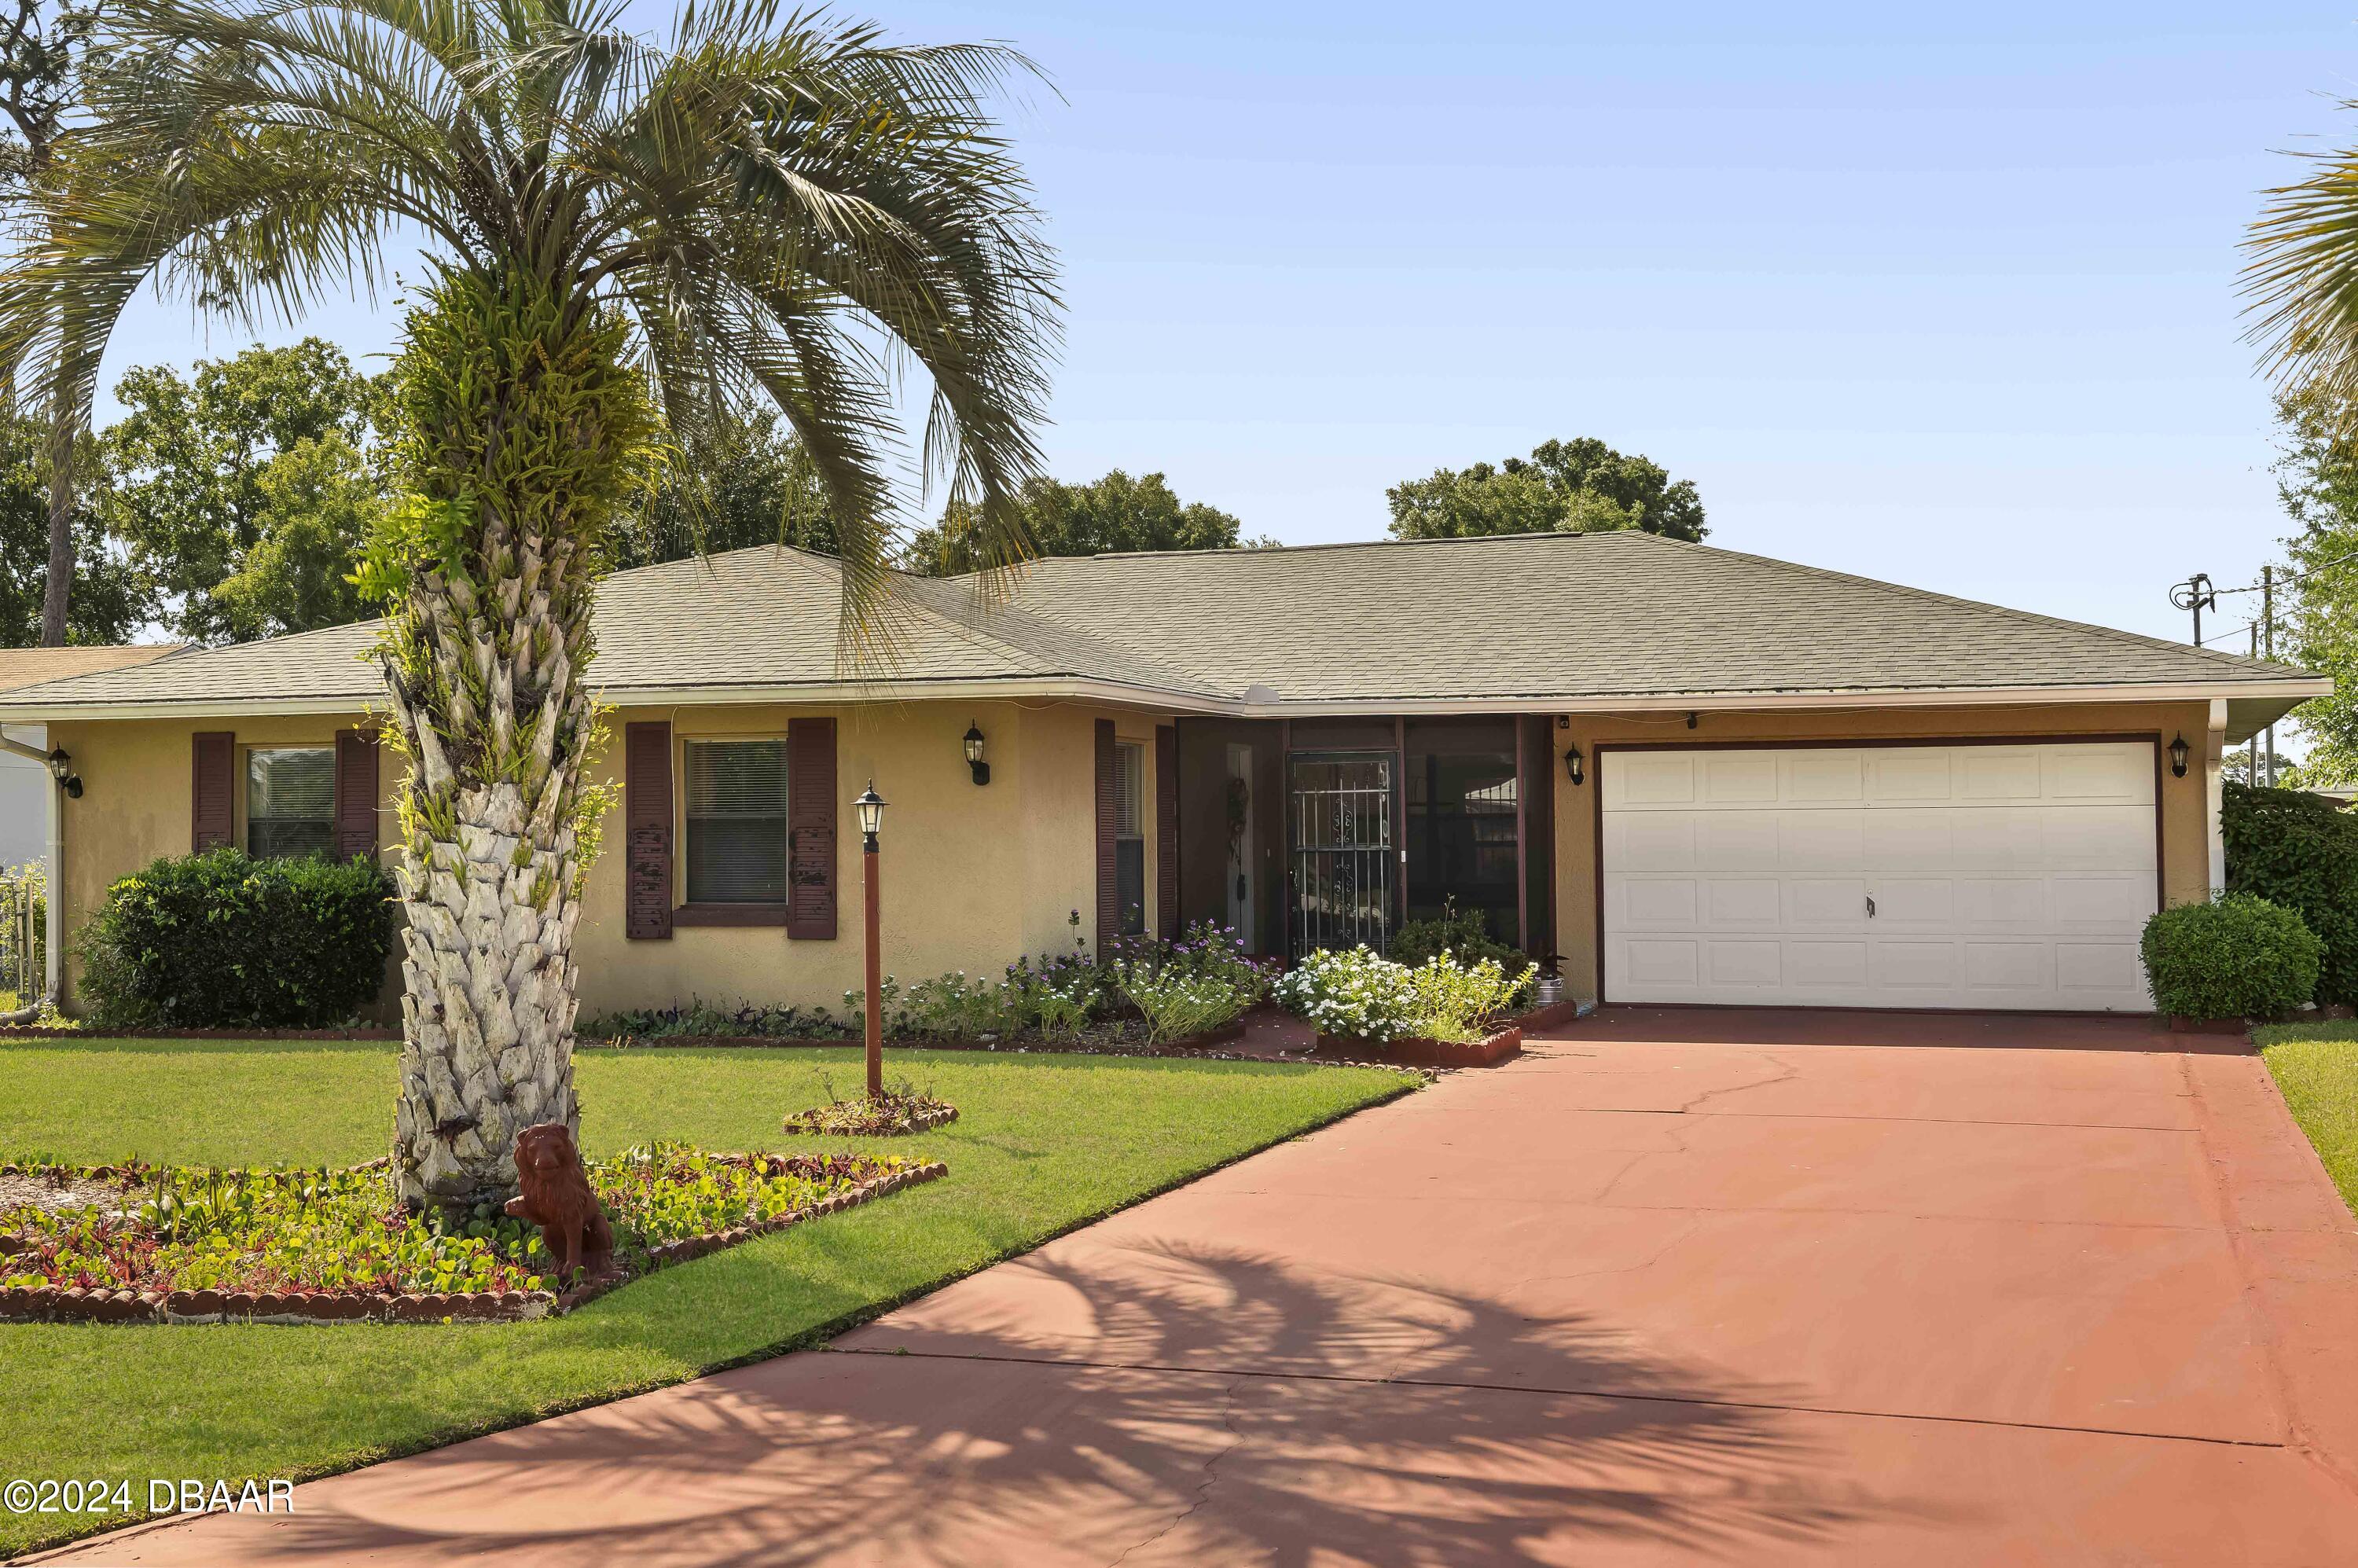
[0,411,139,644]
[905,468,1255,575]
[1386,437,1706,543]
[2271,387,2358,786]
[100,338,386,643]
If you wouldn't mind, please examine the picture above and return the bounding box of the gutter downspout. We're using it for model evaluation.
[0,729,59,1022]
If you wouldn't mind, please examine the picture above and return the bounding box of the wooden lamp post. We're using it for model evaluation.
[853,780,887,1098]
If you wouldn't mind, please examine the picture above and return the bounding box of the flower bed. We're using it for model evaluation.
[782,1090,960,1137]
[0,1147,945,1325]
[1315,1024,1524,1068]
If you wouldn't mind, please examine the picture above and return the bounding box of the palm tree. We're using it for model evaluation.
[2248,126,2358,415]
[0,0,1056,1207]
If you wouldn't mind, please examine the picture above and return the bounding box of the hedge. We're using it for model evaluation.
[2139,893,2322,1022]
[77,848,398,1029]
[2223,781,2358,1007]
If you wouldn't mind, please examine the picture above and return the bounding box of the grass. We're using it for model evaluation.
[0,1038,1412,1557]
[2254,1019,2358,1217]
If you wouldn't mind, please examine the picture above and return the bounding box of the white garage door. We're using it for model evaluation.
[1600,742,2158,1012]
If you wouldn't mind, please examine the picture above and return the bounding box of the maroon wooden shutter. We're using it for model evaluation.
[1155,725,1179,938]
[624,721,674,940]
[191,732,234,850]
[333,729,380,861]
[786,717,838,939]
[1094,718,1118,957]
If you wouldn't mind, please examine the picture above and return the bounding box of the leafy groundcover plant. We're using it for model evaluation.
[0,1146,920,1303]
[2141,893,2323,1021]
[782,1081,960,1137]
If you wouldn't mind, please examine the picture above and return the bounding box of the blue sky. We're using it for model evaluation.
[99,2,2358,651]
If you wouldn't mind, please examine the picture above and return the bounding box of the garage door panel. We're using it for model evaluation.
[1866,749,1953,801]
[2038,806,2154,870]
[1958,877,2047,930]
[1785,751,1865,802]
[1952,809,2048,868]
[2046,744,2153,802]
[1788,877,1869,926]
[1602,741,2158,1013]
[1788,941,1869,989]
[1873,879,1954,926]
[1704,878,1781,927]
[1695,812,1781,868]
[1876,940,1959,990]
[1619,878,1699,930]
[1701,753,1780,804]
[1864,810,1954,868]
[1708,940,1783,987]
[1957,747,2044,801]
[1780,812,1865,869]
[1612,813,1696,871]
[1607,753,1696,808]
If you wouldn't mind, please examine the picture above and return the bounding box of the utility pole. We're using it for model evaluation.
[2263,564,2278,788]
[2169,573,2217,647]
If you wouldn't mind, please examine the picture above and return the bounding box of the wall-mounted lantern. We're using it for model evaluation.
[46,747,81,799]
[962,722,990,785]
[2167,733,2189,779]
[1563,744,1585,786]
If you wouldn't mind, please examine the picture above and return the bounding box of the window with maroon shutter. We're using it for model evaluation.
[1155,725,1179,936]
[1094,718,1118,955]
[191,732,234,850]
[624,721,674,940]
[786,717,837,938]
[334,729,380,861]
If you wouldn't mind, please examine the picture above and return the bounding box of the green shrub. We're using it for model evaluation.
[1390,898,1533,979]
[2139,894,2322,1021]
[2224,780,2358,1005]
[76,848,397,1029]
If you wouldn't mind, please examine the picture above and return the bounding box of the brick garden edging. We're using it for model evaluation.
[0,1158,947,1327]
[1313,1025,1523,1069]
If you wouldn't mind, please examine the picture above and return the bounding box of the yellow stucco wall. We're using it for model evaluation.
[1547,701,2216,1001]
[46,699,1168,1019]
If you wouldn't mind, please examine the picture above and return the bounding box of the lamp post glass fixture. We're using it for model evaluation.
[963,722,990,785]
[854,782,887,1097]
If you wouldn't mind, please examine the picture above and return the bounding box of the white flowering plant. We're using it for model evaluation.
[1274,946,1420,1043]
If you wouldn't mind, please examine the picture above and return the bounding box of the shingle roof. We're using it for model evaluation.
[0,533,2318,718]
[984,531,2303,701]
[0,644,184,694]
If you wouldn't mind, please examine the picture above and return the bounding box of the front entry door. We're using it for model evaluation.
[1290,751,1394,955]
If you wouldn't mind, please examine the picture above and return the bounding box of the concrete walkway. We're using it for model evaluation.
[54,1012,2358,1566]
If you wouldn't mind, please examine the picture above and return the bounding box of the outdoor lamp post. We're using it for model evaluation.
[854,781,888,1097]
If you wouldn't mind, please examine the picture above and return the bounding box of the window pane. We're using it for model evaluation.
[685,740,789,903]
[1114,741,1144,838]
[1116,839,1146,935]
[247,747,336,859]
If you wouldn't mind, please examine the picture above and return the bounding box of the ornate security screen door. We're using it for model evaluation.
[1289,751,1394,955]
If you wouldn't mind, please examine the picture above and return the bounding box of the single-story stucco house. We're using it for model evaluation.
[0,532,2327,1019]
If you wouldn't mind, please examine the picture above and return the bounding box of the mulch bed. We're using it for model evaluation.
[782,1093,960,1137]
[0,1155,946,1327]
[586,1019,1253,1057]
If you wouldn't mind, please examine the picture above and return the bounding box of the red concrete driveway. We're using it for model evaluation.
[53,1011,2358,1566]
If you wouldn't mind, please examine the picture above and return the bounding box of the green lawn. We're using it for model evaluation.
[0,1039,1412,1557]
[2255,1019,2358,1216]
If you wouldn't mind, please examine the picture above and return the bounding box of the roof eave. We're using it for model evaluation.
[0,674,2329,725]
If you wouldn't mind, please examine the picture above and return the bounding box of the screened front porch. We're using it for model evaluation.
[1171,715,1558,960]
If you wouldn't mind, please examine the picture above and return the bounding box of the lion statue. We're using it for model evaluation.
[505,1122,614,1283]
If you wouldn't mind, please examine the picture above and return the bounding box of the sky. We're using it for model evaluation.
[94,1,2358,655]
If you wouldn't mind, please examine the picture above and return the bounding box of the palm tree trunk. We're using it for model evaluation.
[378,270,638,1211]
[38,407,69,645]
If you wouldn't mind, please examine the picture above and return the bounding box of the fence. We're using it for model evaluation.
[0,864,44,1008]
